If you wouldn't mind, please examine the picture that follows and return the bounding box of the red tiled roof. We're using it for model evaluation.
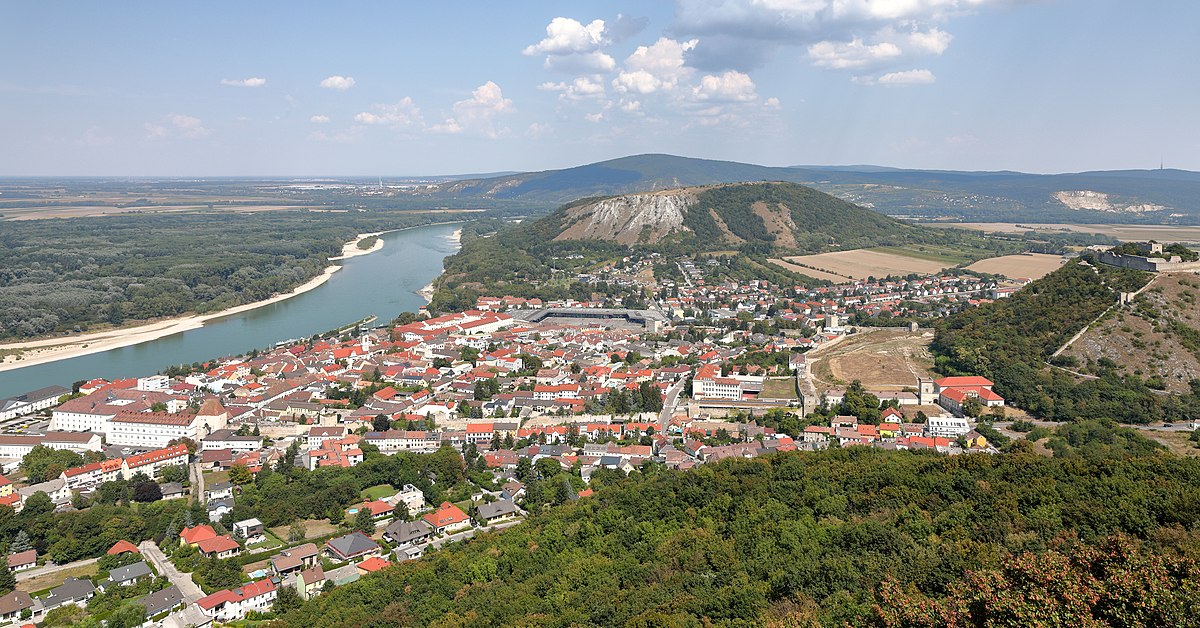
[107,540,140,555]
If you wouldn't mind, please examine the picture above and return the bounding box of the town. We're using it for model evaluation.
[0,262,1018,627]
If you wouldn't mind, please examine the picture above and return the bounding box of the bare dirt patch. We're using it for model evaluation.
[809,328,936,392]
[752,201,798,249]
[780,249,952,281]
[17,563,99,593]
[965,253,1065,280]
[767,258,848,282]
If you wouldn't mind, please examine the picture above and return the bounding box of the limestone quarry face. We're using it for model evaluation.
[1053,190,1164,213]
[554,190,696,245]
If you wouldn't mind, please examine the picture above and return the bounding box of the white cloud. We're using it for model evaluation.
[584,112,605,123]
[220,77,267,88]
[524,17,609,55]
[693,71,759,102]
[905,26,953,54]
[540,77,607,101]
[320,75,356,90]
[544,51,616,74]
[612,38,698,95]
[353,97,423,127]
[144,113,209,140]
[310,114,331,123]
[808,38,902,68]
[526,122,553,138]
[879,68,936,84]
[764,96,781,109]
[855,68,937,85]
[430,81,515,138]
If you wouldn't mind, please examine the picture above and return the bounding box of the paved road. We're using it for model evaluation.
[190,461,205,503]
[426,520,523,551]
[659,378,686,425]
[139,540,205,603]
[15,556,99,582]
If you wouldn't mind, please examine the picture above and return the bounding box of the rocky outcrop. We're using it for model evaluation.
[554,190,696,245]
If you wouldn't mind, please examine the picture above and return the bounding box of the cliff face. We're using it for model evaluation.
[553,190,697,245]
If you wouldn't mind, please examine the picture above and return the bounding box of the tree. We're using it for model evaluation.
[274,583,303,613]
[159,464,188,484]
[354,509,375,534]
[105,603,146,628]
[19,445,84,483]
[0,562,14,595]
[10,530,32,552]
[288,520,307,543]
[20,491,54,518]
[372,414,392,433]
[229,464,253,486]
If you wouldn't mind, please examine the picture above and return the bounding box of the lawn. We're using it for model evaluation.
[361,484,395,500]
[759,377,798,400]
[17,562,99,593]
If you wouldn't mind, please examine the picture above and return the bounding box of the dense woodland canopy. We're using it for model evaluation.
[277,428,1200,627]
[0,210,454,340]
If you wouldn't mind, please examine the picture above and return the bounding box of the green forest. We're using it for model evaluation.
[0,210,454,340]
[931,256,1200,424]
[277,431,1200,627]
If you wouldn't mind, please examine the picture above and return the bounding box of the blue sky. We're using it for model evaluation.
[1,1,1196,176]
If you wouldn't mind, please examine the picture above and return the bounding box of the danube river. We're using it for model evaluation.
[0,223,460,399]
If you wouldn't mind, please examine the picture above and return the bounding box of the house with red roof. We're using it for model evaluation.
[196,535,241,559]
[422,501,472,535]
[106,540,140,556]
[180,524,218,546]
[195,578,276,622]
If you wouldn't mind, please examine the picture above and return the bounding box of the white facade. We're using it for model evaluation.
[0,432,102,460]
[926,416,972,439]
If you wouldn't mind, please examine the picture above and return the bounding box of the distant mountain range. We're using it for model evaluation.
[429,154,1200,224]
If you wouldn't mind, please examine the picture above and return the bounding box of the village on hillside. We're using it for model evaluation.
[0,256,1031,626]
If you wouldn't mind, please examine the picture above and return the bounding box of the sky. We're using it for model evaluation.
[1,1,1197,176]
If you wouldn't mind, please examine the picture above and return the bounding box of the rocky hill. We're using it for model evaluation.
[541,181,923,251]
[1063,272,1200,393]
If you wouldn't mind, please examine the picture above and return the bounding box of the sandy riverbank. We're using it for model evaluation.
[329,231,388,260]
[0,266,344,373]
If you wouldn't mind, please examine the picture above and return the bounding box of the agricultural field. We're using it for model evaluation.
[772,247,955,281]
[965,253,1066,280]
[929,222,1200,243]
[808,328,936,391]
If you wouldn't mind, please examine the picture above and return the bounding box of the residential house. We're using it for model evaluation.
[296,566,326,600]
[325,531,381,562]
[102,561,154,590]
[422,501,472,535]
[40,576,96,611]
[476,500,521,526]
[233,518,265,544]
[195,578,276,623]
[382,519,433,547]
[136,585,185,618]
[6,550,35,573]
[0,591,33,624]
[196,535,241,560]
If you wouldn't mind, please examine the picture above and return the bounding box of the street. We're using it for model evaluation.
[426,519,522,551]
[139,540,205,603]
[15,556,98,582]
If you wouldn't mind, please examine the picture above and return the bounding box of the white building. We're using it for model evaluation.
[108,410,227,449]
[0,432,102,460]
[926,416,972,439]
[0,385,70,420]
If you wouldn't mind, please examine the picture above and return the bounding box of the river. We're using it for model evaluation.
[0,222,461,399]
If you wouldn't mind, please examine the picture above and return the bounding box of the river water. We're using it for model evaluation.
[0,223,461,398]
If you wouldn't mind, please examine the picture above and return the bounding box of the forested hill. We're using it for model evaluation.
[277,445,1200,627]
[931,256,1200,424]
